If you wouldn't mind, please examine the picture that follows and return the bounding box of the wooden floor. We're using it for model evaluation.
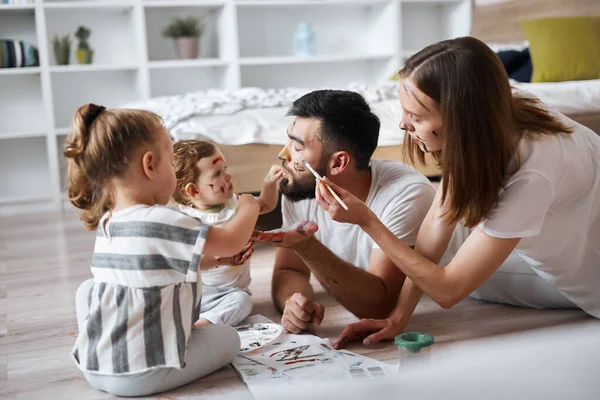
[0,211,592,399]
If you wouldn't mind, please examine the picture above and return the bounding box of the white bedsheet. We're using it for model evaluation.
[170,97,404,147]
[123,82,405,147]
[512,79,600,115]
[125,79,600,147]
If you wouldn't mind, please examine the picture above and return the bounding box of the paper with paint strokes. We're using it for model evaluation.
[236,322,283,353]
[233,334,394,385]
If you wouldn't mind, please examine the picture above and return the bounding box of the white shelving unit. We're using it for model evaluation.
[0,0,471,216]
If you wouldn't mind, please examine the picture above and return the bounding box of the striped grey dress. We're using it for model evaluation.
[72,205,209,375]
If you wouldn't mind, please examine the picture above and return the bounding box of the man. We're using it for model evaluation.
[254,90,435,333]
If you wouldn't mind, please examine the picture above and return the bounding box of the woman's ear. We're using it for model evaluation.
[141,151,156,179]
[184,182,200,200]
[328,151,351,176]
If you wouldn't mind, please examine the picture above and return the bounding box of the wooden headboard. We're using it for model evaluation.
[471,0,600,44]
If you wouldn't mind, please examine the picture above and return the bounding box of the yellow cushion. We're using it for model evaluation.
[520,16,600,83]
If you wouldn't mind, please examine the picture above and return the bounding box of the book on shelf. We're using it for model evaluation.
[1,0,35,4]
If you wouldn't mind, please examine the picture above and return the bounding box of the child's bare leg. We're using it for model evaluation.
[194,318,213,329]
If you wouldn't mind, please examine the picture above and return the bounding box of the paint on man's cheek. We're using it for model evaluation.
[293,162,306,173]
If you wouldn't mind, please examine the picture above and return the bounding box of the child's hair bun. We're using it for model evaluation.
[64,103,106,161]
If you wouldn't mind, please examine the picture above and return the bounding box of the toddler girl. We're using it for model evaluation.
[66,104,260,397]
[172,140,283,328]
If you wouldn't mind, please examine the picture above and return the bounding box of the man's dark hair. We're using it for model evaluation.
[286,90,380,170]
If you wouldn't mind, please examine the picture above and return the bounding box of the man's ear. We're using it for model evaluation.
[328,151,351,176]
[141,151,156,179]
[184,182,201,200]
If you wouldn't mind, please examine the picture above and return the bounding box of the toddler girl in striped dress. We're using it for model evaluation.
[66,103,260,397]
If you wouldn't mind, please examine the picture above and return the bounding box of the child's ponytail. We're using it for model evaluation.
[64,103,163,230]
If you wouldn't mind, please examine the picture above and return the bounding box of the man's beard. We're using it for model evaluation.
[279,158,328,203]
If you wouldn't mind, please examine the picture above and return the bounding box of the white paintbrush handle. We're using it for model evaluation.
[322,181,349,211]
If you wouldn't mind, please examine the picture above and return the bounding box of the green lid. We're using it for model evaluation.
[394,332,434,353]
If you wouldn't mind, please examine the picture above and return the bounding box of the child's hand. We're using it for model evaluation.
[264,165,285,186]
[217,240,254,267]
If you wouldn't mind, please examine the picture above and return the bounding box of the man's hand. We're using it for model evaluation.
[252,221,319,251]
[333,318,406,349]
[217,240,254,267]
[281,293,325,333]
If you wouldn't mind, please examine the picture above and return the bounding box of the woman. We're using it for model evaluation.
[315,37,600,349]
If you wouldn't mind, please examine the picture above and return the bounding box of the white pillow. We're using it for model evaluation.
[486,40,529,53]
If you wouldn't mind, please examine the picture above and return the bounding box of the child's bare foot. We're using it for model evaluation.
[194,318,213,329]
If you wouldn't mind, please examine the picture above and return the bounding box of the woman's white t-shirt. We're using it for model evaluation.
[479,112,600,318]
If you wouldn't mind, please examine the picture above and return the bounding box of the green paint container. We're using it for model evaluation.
[394,332,434,369]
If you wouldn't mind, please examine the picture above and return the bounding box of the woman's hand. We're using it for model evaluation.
[315,177,374,227]
[333,318,407,350]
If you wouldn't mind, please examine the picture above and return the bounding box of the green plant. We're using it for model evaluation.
[161,16,204,38]
[75,25,91,50]
[51,34,71,65]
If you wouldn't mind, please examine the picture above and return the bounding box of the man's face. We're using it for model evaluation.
[278,117,328,202]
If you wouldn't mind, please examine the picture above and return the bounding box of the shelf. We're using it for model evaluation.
[0,67,41,76]
[0,5,37,46]
[55,127,71,136]
[240,54,394,66]
[150,65,228,96]
[0,194,53,206]
[0,73,45,135]
[241,58,392,88]
[44,2,135,10]
[45,6,138,66]
[0,131,46,140]
[148,58,227,69]
[0,137,52,202]
[0,4,35,12]
[49,64,138,73]
[145,5,224,61]
[52,69,140,128]
[144,1,226,8]
[0,0,472,216]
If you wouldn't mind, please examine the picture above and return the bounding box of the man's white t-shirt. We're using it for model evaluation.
[479,112,600,318]
[282,159,436,271]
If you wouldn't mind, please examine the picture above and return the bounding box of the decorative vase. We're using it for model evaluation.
[174,37,199,59]
[55,49,70,65]
[53,40,71,65]
[76,49,93,64]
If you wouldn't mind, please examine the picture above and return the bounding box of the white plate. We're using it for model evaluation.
[235,322,284,353]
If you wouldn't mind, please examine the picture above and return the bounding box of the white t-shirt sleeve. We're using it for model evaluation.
[479,172,555,239]
[281,196,304,229]
[377,183,436,247]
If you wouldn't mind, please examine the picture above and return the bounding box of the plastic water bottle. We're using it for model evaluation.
[294,21,315,57]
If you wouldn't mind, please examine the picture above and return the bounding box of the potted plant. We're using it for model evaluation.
[161,16,204,59]
[75,25,93,64]
[51,35,71,65]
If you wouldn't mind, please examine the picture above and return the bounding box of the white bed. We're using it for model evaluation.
[126,77,600,192]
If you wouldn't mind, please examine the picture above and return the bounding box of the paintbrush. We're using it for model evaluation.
[301,160,349,211]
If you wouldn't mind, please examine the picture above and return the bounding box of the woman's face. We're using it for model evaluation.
[398,78,445,153]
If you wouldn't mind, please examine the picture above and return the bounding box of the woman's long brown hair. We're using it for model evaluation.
[401,37,572,228]
[63,104,164,230]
